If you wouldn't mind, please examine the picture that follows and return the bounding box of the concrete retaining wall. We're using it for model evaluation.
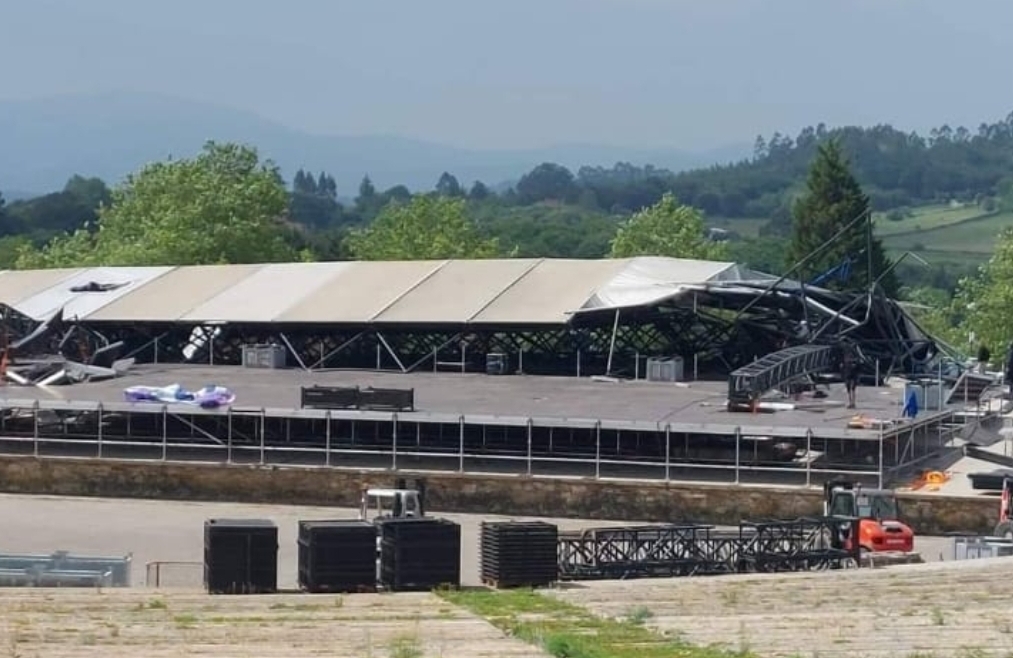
[0,456,997,535]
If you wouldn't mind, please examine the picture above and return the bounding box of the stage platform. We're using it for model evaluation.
[0,364,959,488]
[0,364,951,437]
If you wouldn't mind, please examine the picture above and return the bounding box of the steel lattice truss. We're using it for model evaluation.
[556,518,858,581]
[7,270,939,380]
[728,345,838,406]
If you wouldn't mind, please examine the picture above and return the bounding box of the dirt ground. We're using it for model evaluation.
[552,557,1013,658]
[0,493,976,657]
[0,493,651,588]
[0,588,548,658]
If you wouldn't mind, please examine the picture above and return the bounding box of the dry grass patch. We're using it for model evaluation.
[548,560,1013,658]
[0,588,547,657]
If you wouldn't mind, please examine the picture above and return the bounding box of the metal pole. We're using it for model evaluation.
[458,415,465,472]
[97,404,103,458]
[878,425,885,489]
[32,401,39,457]
[605,309,620,376]
[635,352,640,380]
[376,342,381,370]
[392,413,398,470]
[461,344,466,373]
[595,421,601,479]
[433,348,437,373]
[577,349,581,378]
[154,336,159,364]
[664,424,670,481]
[325,412,331,467]
[227,409,233,464]
[734,427,740,484]
[161,406,167,461]
[259,409,266,465]
[806,430,812,487]
[526,419,533,476]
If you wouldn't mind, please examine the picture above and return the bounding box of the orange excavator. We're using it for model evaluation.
[823,480,915,553]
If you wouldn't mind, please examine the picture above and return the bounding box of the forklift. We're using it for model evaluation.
[358,477,427,522]
[823,479,915,553]
[358,478,428,585]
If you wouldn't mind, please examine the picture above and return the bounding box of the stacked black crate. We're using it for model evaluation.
[204,519,278,594]
[298,520,377,593]
[377,517,460,592]
[480,521,558,588]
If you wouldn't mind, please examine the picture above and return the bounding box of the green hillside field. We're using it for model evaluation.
[713,204,1013,269]
[881,209,1013,267]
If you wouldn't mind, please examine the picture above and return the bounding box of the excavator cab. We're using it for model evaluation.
[994,477,1013,538]
[823,480,914,553]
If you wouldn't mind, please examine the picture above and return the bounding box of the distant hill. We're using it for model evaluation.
[0,90,750,196]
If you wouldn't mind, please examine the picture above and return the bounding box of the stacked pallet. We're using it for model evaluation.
[480,521,558,588]
[203,519,278,594]
[298,520,377,593]
[377,517,461,592]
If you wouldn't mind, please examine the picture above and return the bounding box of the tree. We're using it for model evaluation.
[515,163,576,204]
[468,181,491,200]
[785,140,898,296]
[608,193,728,260]
[16,141,299,268]
[953,228,1013,350]
[435,172,463,197]
[63,175,111,210]
[345,195,500,260]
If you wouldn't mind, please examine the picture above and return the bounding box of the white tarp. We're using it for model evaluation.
[579,257,739,312]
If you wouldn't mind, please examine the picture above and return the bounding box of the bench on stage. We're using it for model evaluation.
[300,385,415,412]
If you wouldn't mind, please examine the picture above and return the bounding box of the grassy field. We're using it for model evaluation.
[717,204,1013,269]
[872,203,989,237]
[882,210,1013,254]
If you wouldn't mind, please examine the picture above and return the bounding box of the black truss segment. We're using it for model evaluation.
[556,518,859,581]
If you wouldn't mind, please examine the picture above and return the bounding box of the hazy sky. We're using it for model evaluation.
[4,0,1012,151]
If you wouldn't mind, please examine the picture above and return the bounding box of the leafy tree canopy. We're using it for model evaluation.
[16,142,299,268]
[608,192,728,260]
[344,195,500,260]
[953,228,1013,352]
[786,140,898,296]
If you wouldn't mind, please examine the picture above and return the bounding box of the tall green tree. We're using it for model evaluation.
[608,192,728,260]
[953,227,1013,351]
[345,195,500,260]
[62,175,111,210]
[16,141,299,268]
[786,140,897,296]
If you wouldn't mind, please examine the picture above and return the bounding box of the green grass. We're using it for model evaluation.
[888,210,1013,252]
[437,587,754,658]
[873,203,988,237]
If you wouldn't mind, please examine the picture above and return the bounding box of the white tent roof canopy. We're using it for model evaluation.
[0,257,784,326]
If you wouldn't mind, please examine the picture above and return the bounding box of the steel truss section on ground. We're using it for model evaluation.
[556,518,859,581]
[0,398,956,488]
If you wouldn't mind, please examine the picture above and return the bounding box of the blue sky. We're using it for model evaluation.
[3,0,1012,151]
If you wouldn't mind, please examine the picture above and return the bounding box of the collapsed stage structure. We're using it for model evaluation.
[0,256,942,389]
